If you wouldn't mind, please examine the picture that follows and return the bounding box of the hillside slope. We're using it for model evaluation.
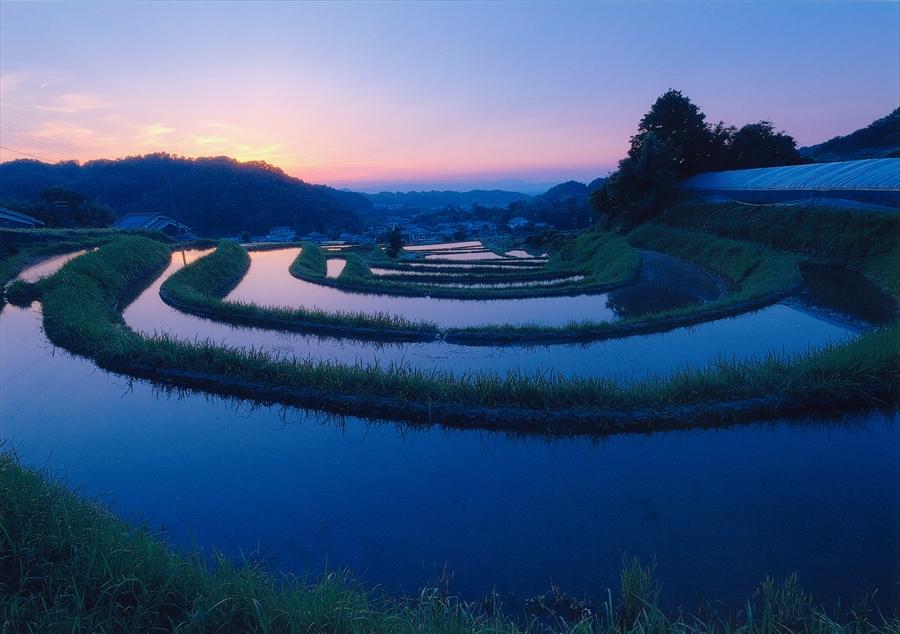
[800,108,900,162]
[365,189,530,211]
[0,154,369,237]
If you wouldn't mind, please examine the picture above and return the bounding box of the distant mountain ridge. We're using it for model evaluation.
[365,189,531,210]
[0,153,370,237]
[800,108,900,162]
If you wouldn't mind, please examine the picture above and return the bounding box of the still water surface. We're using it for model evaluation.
[1,251,896,611]
[1,299,896,610]
[230,248,705,328]
[15,250,88,283]
[117,252,861,380]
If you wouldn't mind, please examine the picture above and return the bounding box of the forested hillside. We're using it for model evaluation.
[0,154,369,236]
[800,108,900,162]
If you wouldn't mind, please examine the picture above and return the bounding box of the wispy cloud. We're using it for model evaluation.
[30,120,98,138]
[136,122,175,140]
[34,92,110,114]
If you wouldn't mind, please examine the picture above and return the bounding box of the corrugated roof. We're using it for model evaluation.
[680,158,900,192]
[0,207,45,226]
[113,213,169,229]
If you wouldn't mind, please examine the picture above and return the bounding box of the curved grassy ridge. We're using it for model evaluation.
[376,260,550,271]
[1,227,160,308]
[6,455,893,634]
[442,218,810,344]
[290,236,639,300]
[283,227,809,345]
[27,236,900,434]
[159,241,439,342]
[370,269,580,285]
[655,201,900,298]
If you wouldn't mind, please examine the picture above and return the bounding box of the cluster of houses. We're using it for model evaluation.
[112,213,198,239]
[370,216,539,245]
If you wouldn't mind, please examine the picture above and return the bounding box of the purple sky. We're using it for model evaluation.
[1,1,898,192]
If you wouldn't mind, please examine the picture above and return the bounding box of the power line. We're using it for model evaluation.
[0,144,55,162]
[0,124,75,157]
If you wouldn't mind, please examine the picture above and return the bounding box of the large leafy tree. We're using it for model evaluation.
[592,132,678,228]
[726,121,803,169]
[630,89,717,178]
[593,90,803,227]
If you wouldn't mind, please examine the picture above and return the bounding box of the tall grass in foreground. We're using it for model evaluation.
[1,451,895,633]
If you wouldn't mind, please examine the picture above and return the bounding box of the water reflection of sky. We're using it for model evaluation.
[117,250,862,381]
[1,300,897,612]
[231,248,618,327]
[15,250,88,283]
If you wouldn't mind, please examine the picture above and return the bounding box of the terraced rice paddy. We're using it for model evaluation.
[116,248,855,379]
[233,246,719,327]
[2,216,897,618]
[13,250,89,283]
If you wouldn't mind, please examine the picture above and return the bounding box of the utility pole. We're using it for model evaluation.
[165,168,187,260]
[164,169,184,240]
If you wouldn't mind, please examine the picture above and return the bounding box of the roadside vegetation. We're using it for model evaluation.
[2,451,896,633]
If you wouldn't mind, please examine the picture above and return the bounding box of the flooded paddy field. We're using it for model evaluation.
[231,248,721,327]
[1,296,897,611]
[121,250,859,379]
[13,250,89,283]
[2,243,897,616]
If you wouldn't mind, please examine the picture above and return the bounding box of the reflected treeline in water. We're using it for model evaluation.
[797,263,897,326]
[606,251,722,318]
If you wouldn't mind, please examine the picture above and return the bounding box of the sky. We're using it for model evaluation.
[1,1,898,193]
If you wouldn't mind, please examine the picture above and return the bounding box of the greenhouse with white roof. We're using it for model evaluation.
[679,158,900,209]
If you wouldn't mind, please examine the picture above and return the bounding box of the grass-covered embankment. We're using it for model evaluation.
[654,201,900,298]
[280,223,808,346]
[446,202,899,344]
[444,225,797,344]
[290,237,640,300]
[24,236,900,433]
[2,451,895,633]
[0,227,160,308]
[159,241,438,342]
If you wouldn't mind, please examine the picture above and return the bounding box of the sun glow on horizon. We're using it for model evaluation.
[1,2,898,190]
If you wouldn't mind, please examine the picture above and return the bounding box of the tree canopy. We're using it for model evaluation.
[0,154,370,237]
[593,90,803,227]
[1,187,114,228]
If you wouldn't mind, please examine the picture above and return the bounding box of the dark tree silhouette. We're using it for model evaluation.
[1,187,114,228]
[387,225,404,257]
[0,154,370,237]
[727,121,803,169]
[593,90,805,226]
